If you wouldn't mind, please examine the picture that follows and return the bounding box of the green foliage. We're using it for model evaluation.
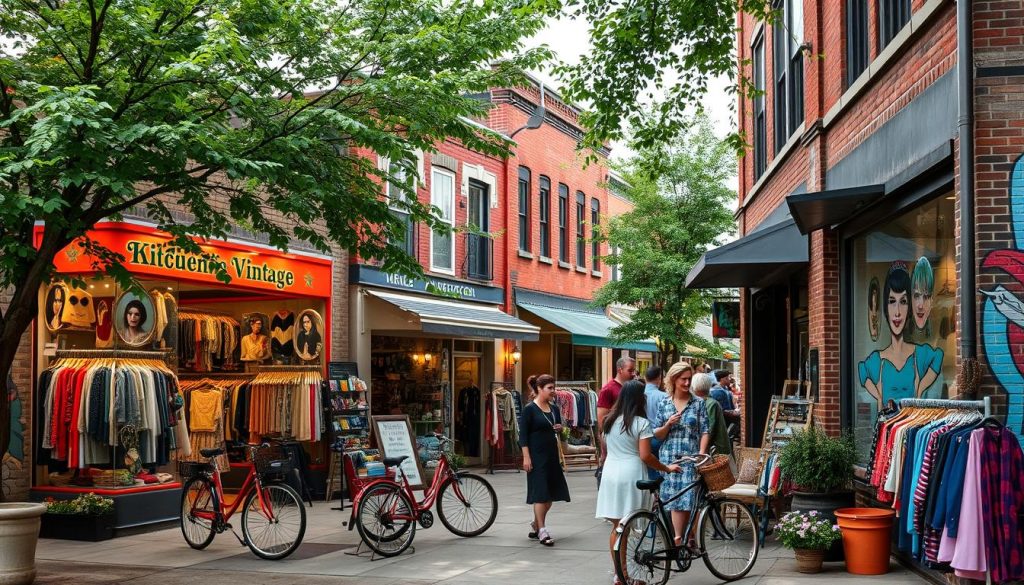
[778,428,857,493]
[0,0,550,476]
[776,510,842,551]
[44,493,114,515]
[594,114,735,365]
[542,0,773,156]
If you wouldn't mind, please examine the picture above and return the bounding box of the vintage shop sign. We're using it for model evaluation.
[350,264,504,304]
[40,222,333,296]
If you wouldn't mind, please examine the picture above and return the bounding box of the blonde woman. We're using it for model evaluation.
[654,361,710,547]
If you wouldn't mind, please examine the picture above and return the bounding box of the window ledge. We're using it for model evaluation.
[539,256,553,265]
[517,250,534,260]
[822,0,948,131]
[558,261,572,270]
[591,270,603,278]
[741,124,805,215]
[575,266,587,274]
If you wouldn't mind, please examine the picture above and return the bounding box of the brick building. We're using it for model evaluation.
[687,0,1023,576]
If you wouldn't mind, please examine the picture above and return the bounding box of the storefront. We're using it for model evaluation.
[29,221,334,528]
[348,265,538,465]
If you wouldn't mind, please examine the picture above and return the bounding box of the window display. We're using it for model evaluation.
[850,194,956,462]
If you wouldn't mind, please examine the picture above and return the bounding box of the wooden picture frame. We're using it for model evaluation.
[370,415,426,489]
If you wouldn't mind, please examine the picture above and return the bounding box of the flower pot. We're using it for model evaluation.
[834,507,895,575]
[0,502,46,585]
[39,512,115,541]
[791,490,854,562]
[794,548,825,574]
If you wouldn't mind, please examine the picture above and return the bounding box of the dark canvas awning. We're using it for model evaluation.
[787,184,885,234]
[515,289,659,352]
[685,218,807,289]
[367,289,539,341]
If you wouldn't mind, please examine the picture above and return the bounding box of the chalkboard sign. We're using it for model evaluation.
[328,361,359,379]
[371,415,425,488]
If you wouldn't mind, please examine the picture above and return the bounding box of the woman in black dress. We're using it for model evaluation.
[520,374,571,546]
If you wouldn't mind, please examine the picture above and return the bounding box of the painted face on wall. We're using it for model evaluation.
[887,289,908,338]
[913,286,932,330]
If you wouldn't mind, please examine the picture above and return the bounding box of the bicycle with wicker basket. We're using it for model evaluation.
[179,442,307,560]
[614,452,760,584]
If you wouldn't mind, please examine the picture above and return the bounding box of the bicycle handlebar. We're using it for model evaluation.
[669,453,712,468]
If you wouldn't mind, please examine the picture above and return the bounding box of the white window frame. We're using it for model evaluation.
[430,167,456,275]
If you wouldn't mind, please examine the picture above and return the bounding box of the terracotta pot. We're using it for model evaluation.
[0,502,46,585]
[794,548,825,574]
[834,507,895,575]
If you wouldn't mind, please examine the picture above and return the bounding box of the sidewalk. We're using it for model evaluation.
[34,471,930,585]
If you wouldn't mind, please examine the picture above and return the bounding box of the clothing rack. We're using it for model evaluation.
[487,382,522,473]
[54,349,173,360]
[553,381,598,471]
[898,397,991,415]
[258,365,323,372]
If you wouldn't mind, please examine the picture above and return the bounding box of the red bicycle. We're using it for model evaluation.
[179,443,306,560]
[351,434,498,557]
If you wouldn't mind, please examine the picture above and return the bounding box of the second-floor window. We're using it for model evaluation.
[558,183,569,263]
[518,166,531,253]
[753,35,767,179]
[847,0,869,87]
[430,167,455,274]
[386,159,416,257]
[879,0,911,50]
[575,191,586,268]
[772,0,804,152]
[539,176,551,258]
[591,198,601,272]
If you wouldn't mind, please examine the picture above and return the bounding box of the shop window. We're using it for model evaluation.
[539,176,551,258]
[386,159,416,257]
[752,35,766,179]
[518,166,531,253]
[849,194,956,463]
[772,0,804,152]
[878,0,911,50]
[575,191,586,268]
[430,167,456,274]
[846,0,869,87]
[558,183,570,263]
[591,198,601,271]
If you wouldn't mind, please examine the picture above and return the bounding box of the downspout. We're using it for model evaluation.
[957,0,976,360]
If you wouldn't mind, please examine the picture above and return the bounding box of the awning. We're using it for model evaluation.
[366,289,539,341]
[685,218,807,289]
[787,184,885,234]
[516,291,658,352]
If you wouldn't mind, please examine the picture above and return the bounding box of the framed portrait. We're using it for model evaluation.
[43,282,69,332]
[240,312,271,363]
[115,292,155,347]
[867,276,880,342]
[293,309,324,362]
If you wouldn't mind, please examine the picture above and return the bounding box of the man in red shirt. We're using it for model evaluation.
[596,356,637,486]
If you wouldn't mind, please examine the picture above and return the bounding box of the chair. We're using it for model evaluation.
[719,446,771,542]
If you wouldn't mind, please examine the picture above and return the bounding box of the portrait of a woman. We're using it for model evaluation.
[859,262,920,409]
[44,283,67,332]
[294,310,323,361]
[115,293,155,346]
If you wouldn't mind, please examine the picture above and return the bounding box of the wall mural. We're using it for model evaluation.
[979,153,1024,434]
[3,375,25,499]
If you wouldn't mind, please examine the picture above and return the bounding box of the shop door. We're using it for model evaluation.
[466,180,491,280]
[748,286,788,447]
[453,355,482,458]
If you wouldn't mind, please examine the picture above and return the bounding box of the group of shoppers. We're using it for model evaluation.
[517,356,738,578]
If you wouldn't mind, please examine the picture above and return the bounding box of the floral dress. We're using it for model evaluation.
[655,396,709,511]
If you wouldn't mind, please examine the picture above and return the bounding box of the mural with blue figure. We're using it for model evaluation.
[979,153,1024,434]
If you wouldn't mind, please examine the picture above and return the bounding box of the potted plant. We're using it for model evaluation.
[778,427,857,560]
[777,510,843,573]
[40,493,116,541]
[0,501,46,585]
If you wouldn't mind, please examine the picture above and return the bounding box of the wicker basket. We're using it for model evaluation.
[697,455,736,491]
[48,472,74,487]
[252,443,293,478]
[93,470,133,488]
[178,460,214,478]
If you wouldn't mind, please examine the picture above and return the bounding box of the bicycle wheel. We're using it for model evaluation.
[180,476,217,550]
[241,482,306,560]
[356,483,416,557]
[699,498,759,581]
[614,510,671,585]
[436,473,498,537]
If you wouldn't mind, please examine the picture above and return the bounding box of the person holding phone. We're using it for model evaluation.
[520,374,570,547]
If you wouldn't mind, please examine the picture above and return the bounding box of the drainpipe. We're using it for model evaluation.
[957,0,976,360]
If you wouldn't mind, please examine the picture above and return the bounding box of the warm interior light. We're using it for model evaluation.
[511,350,522,365]
[424,353,432,363]
[412,353,421,362]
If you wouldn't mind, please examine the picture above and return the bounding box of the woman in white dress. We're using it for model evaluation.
[595,380,680,581]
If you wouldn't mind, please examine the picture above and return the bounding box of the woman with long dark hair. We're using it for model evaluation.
[595,380,681,573]
[859,261,921,408]
[520,374,571,546]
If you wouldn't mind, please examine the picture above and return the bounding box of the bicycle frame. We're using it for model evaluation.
[191,463,276,525]
[349,452,464,524]
[654,477,708,546]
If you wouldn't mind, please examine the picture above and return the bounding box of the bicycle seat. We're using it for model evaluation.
[200,448,225,458]
[636,476,665,492]
[383,455,408,467]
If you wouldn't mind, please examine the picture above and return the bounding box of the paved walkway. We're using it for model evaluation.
[35,470,930,585]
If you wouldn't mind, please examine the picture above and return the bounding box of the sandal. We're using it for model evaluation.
[528,520,538,540]
[539,527,554,546]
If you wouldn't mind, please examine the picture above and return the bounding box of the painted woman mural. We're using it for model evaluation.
[859,262,919,408]
[911,256,944,397]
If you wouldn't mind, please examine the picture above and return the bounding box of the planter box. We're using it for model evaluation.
[39,512,115,541]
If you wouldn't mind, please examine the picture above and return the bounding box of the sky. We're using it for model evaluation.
[525,14,737,166]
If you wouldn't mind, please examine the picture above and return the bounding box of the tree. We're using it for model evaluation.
[595,114,735,371]
[0,0,549,477]
[549,0,772,155]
